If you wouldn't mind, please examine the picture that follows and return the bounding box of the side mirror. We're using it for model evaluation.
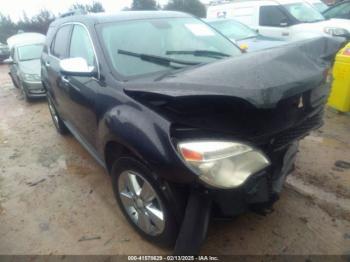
[59,57,97,77]
[337,32,350,40]
[279,18,289,27]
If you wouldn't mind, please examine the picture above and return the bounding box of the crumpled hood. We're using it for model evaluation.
[19,59,41,75]
[124,37,342,109]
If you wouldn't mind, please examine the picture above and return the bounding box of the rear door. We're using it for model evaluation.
[258,5,292,39]
[45,24,73,120]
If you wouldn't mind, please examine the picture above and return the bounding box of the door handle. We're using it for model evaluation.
[61,76,70,84]
[282,32,289,36]
[45,61,50,67]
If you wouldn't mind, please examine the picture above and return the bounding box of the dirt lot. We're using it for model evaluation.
[0,63,349,255]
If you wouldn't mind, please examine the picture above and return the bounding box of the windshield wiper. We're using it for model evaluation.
[118,49,200,68]
[166,50,230,59]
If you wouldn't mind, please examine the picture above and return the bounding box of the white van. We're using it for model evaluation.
[7,33,46,49]
[206,0,349,41]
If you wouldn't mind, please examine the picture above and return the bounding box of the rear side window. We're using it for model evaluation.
[51,25,71,59]
[69,25,96,67]
[259,6,288,27]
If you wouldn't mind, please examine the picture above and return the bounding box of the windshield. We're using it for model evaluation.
[283,2,325,22]
[18,44,43,61]
[209,19,258,40]
[313,2,328,12]
[98,17,241,78]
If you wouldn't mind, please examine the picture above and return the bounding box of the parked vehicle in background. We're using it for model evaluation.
[323,1,350,19]
[206,18,286,51]
[42,11,341,254]
[0,43,10,62]
[304,0,329,12]
[8,43,46,101]
[206,0,350,41]
[7,32,46,50]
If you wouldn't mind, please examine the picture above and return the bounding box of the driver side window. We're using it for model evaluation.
[259,6,289,27]
[69,25,96,67]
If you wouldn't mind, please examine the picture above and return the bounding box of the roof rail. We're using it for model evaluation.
[59,9,87,18]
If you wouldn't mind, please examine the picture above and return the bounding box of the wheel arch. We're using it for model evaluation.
[104,139,144,174]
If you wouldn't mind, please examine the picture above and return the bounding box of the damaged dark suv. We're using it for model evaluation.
[41,11,341,254]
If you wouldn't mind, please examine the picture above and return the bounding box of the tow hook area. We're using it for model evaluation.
[173,189,212,255]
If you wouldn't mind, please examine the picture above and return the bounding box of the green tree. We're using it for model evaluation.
[164,0,206,17]
[131,0,157,10]
[17,9,55,35]
[0,14,17,43]
[89,1,105,12]
[70,1,105,13]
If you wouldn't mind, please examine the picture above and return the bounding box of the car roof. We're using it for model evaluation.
[50,11,193,27]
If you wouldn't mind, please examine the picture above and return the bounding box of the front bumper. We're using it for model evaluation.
[211,141,298,217]
[22,81,46,98]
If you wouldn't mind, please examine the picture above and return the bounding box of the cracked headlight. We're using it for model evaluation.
[324,27,348,37]
[178,141,270,189]
[22,73,40,82]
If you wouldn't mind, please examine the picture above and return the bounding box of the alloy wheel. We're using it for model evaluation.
[118,170,165,236]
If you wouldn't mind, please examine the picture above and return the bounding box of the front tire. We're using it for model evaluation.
[47,96,68,135]
[111,157,178,247]
[9,73,19,88]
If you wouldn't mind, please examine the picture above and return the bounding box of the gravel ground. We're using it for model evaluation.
[0,64,349,255]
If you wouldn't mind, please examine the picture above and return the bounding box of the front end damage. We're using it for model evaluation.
[124,37,343,254]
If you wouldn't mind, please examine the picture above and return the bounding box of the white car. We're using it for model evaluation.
[206,0,350,41]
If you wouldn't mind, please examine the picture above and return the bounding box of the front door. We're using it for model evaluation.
[60,24,101,147]
[258,5,291,40]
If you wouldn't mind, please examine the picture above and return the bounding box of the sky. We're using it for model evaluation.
[1,0,171,21]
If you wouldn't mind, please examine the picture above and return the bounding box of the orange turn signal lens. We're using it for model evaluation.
[180,147,203,161]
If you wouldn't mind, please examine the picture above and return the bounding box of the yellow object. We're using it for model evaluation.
[239,43,249,52]
[328,43,350,112]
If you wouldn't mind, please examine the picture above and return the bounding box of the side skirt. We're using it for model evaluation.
[63,120,107,169]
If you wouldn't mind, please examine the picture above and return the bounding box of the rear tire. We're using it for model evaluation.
[111,157,179,247]
[47,96,69,135]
